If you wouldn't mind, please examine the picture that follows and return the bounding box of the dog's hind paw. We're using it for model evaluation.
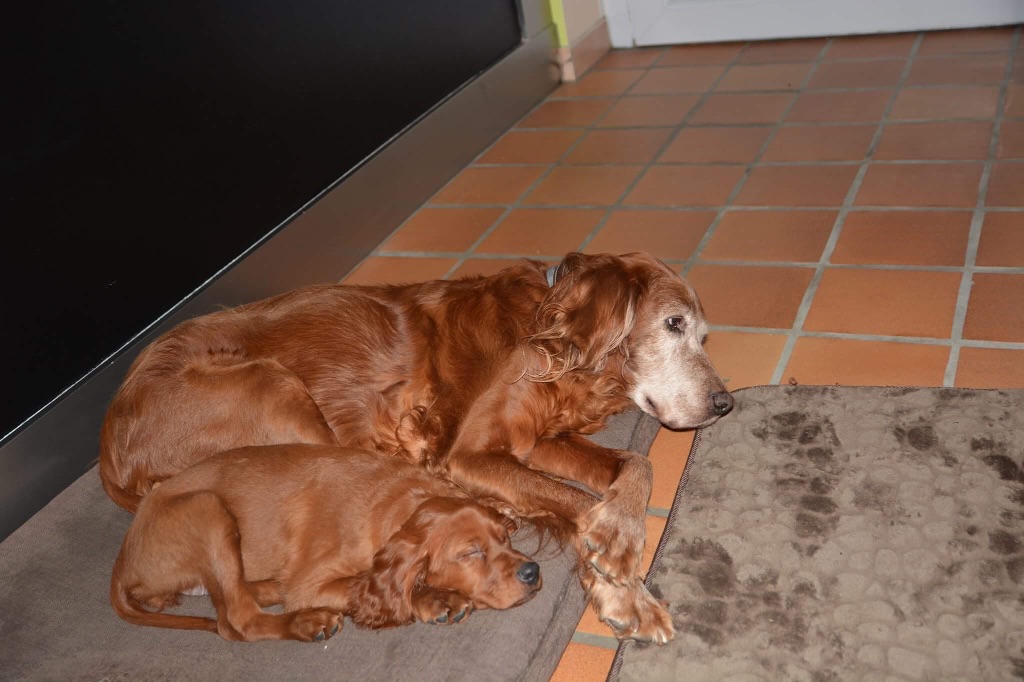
[288,608,343,642]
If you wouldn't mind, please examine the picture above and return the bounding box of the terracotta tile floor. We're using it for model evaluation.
[342,25,1024,681]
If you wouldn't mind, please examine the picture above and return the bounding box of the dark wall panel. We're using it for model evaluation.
[1,0,521,441]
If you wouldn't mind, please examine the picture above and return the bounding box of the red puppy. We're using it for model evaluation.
[110,444,540,641]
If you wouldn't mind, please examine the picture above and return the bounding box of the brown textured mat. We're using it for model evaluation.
[0,410,660,682]
[611,386,1024,682]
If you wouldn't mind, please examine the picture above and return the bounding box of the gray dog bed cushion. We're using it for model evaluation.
[0,409,660,682]
[610,386,1024,682]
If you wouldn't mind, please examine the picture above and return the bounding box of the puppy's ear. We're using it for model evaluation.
[531,253,643,378]
[345,525,429,629]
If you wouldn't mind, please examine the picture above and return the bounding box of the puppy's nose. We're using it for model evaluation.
[711,391,734,416]
[516,561,540,585]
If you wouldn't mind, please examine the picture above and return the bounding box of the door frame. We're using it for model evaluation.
[604,0,1024,47]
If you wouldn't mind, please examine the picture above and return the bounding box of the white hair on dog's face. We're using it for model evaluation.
[624,263,730,430]
[530,251,732,430]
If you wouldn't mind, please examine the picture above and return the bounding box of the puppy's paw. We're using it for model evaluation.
[288,608,343,642]
[413,590,474,626]
[580,493,645,585]
[587,577,674,645]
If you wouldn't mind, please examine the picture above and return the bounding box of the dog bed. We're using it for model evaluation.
[0,410,660,681]
[610,386,1024,682]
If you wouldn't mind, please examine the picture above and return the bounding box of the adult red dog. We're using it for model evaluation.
[99,252,733,642]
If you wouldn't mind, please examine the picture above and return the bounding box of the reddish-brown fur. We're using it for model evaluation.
[110,444,540,641]
[99,252,730,642]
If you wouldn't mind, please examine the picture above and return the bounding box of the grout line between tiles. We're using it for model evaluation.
[570,631,621,650]
[942,26,1023,386]
[433,110,605,278]
[428,44,739,277]
[678,39,835,283]
[377,250,1024,276]
[344,83,574,280]
[684,260,1014,272]
[769,32,926,385]
[426,202,1024,212]
[366,31,1024,365]
[626,47,1016,72]
[471,158,1023,169]
[548,81,1010,101]
[561,76,1015,94]
[601,51,1015,73]
[575,43,756,253]
[706,326,1024,350]
[437,183,549,279]
[514,115,1024,133]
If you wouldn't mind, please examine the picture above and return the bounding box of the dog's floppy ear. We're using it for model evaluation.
[345,515,431,628]
[530,253,643,379]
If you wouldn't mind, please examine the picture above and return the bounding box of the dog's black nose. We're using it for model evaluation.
[711,391,734,416]
[516,561,540,585]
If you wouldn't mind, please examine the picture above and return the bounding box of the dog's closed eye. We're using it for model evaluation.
[458,546,483,561]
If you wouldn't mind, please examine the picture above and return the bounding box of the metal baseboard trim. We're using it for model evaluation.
[0,15,558,541]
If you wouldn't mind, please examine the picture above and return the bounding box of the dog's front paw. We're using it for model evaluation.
[587,577,674,645]
[580,492,645,585]
[288,608,342,642]
[413,590,474,625]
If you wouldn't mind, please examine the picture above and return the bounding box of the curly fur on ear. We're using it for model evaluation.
[527,253,643,382]
[343,517,431,628]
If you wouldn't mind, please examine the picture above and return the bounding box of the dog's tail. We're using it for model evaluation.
[98,392,150,512]
[100,473,144,513]
[110,555,218,634]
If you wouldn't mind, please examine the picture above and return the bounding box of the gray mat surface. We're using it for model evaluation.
[0,410,660,682]
[612,386,1024,682]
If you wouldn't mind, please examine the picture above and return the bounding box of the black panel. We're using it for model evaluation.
[1,0,521,441]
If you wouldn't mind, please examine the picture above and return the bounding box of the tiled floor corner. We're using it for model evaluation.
[343,25,1024,681]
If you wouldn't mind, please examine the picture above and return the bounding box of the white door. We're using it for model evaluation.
[603,0,1024,47]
